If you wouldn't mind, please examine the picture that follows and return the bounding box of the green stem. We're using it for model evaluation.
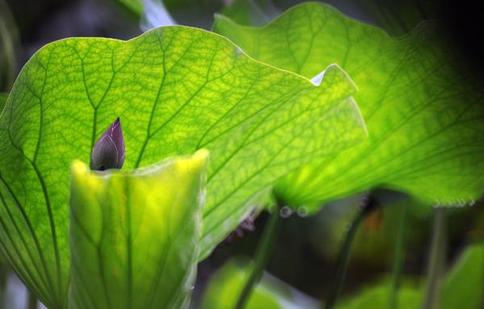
[388,204,408,309]
[324,206,366,309]
[0,262,8,308]
[423,207,447,309]
[235,201,283,309]
[27,289,37,309]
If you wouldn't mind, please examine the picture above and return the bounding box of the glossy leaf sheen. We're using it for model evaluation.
[214,2,484,208]
[69,150,208,309]
[0,26,365,306]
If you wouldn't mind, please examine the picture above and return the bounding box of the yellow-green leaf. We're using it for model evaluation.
[214,2,484,209]
[0,25,365,307]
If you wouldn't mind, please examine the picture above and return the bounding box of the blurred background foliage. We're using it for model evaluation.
[0,0,483,308]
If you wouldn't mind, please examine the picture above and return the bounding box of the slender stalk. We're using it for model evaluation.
[423,207,447,309]
[0,262,8,309]
[388,204,408,309]
[324,206,366,309]
[235,201,283,309]
[27,289,37,309]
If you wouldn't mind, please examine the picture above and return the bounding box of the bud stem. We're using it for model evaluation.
[27,289,37,309]
[388,203,408,309]
[324,204,366,309]
[423,207,447,309]
[235,199,283,309]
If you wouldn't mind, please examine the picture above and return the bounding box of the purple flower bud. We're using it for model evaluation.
[90,118,125,171]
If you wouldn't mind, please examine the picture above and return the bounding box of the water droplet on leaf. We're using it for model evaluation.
[280,206,293,218]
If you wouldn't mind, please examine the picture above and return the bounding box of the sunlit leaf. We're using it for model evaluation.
[69,150,208,309]
[214,2,484,209]
[0,26,365,306]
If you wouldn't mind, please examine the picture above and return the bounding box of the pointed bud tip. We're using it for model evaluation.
[90,117,125,171]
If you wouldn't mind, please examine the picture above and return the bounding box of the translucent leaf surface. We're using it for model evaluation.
[214,2,484,209]
[69,150,208,309]
[0,26,365,306]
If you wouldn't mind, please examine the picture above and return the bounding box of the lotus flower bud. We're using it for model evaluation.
[90,118,125,171]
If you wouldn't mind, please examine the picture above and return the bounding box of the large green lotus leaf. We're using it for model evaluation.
[213,2,484,209]
[69,150,208,309]
[0,26,365,307]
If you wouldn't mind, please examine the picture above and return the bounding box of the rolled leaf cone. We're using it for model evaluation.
[69,149,208,309]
